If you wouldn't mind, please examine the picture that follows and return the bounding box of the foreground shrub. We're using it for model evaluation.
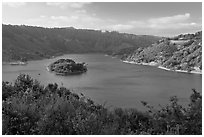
[2,74,202,135]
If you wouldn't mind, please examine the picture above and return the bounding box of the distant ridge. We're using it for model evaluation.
[2,24,161,62]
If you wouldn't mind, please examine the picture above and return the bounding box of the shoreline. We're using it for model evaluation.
[122,60,158,66]
[157,66,201,74]
[3,54,202,75]
[46,66,50,72]
[3,61,28,65]
[2,53,109,64]
[122,60,202,75]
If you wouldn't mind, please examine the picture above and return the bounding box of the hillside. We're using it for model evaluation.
[124,31,202,73]
[2,24,161,62]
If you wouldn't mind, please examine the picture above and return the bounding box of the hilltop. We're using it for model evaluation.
[2,24,161,62]
[124,31,202,73]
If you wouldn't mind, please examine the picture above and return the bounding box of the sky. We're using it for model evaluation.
[2,2,202,36]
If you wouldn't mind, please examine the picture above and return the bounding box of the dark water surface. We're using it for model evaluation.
[2,54,202,111]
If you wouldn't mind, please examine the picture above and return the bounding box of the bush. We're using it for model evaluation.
[141,89,202,135]
[2,74,202,135]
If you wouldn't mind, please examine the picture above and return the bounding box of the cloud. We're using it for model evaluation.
[51,16,69,21]
[108,13,199,32]
[76,9,87,14]
[3,2,26,8]
[148,22,198,30]
[106,24,134,31]
[146,13,197,29]
[69,2,91,8]
[46,2,91,9]
[25,2,100,29]
[49,14,104,29]
[24,11,105,29]
[20,12,201,37]
[148,13,190,24]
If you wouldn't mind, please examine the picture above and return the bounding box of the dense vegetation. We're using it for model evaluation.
[125,31,202,72]
[2,24,161,62]
[2,74,202,135]
[48,59,87,75]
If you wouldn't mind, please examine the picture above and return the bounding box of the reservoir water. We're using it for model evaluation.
[2,54,202,111]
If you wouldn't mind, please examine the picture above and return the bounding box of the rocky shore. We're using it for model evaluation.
[122,60,202,75]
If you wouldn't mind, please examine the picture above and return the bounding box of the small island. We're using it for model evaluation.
[48,59,87,76]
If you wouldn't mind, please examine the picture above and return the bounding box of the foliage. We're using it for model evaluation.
[126,31,202,72]
[2,74,202,135]
[2,24,161,62]
[49,58,87,75]
[141,90,202,135]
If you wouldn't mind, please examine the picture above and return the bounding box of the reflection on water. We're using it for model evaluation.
[2,54,202,111]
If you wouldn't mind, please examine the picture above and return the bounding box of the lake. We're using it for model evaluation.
[2,54,202,111]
